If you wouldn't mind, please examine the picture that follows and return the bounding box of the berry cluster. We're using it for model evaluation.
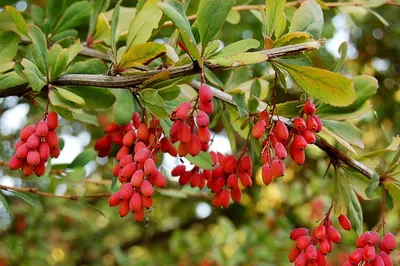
[94,113,141,157]
[169,83,214,157]
[171,152,253,208]
[344,231,396,265]
[9,111,60,176]
[107,114,167,222]
[289,213,351,265]
[255,101,322,185]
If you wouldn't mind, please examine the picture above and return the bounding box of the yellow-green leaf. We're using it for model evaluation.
[206,52,268,67]
[119,42,166,68]
[274,32,314,47]
[0,31,20,62]
[289,0,323,39]
[5,5,28,37]
[265,0,286,38]
[55,87,85,107]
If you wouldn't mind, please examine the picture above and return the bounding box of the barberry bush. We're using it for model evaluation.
[0,0,399,265]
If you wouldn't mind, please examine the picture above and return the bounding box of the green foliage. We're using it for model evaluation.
[113,90,135,125]
[289,0,324,39]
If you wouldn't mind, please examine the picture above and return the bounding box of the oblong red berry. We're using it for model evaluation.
[9,155,22,170]
[45,130,58,148]
[123,130,136,147]
[105,122,119,134]
[199,100,214,114]
[212,192,221,208]
[275,121,289,141]
[306,116,318,132]
[179,171,191,186]
[227,174,238,189]
[290,145,305,165]
[293,134,307,150]
[132,112,141,128]
[294,117,306,131]
[119,162,138,181]
[47,111,58,130]
[294,253,307,266]
[369,232,380,246]
[381,232,396,251]
[290,228,308,240]
[305,244,317,261]
[327,226,341,243]
[219,189,230,208]
[16,144,29,159]
[301,129,316,144]
[15,140,25,150]
[137,123,149,141]
[363,244,376,262]
[27,150,40,166]
[20,125,36,141]
[188,133,201,156]
[118,200,130,217]
[119,183,135,200]
[313,115,323,133]
[153,171,166,188]
[349,248,363,265]
[171,165,186,176]
[196,111,209,127]
[36,120,48,137]
[317,251,327,266]
[230,187,242,203]
[223,155,237,174]
[378,251,393,266]
[50,146,60,158]
[38,142,50,162]
[177,122,192,144]
[22,161,34,176]
[175,102,191,120]
[296,235,310,250]
[252,120,267,139]
[239,172,252,187]
[211,177,225,193]
[319,238,331,255]
[26,134,40,150]
[315,225,326,240]
[144,158,156,177]
[288,247,301,262]
[133,207,145,222]
[356,231,371,247]
[129,192,142,211]
[177,142,188,157]
[119,155,133,168]
[94,135,112,152]
[131,169,144,187]
[303,101,316,115]
[142,195,152,208]
[338,214,352,231]
[189,172,201,187]
[199,84,213,102]
[108,192,122,207]
[271,158,285,178]
[141,180,154,197]
[197,127,210,144]
[274,142,287,159]
[261,164,273,185]
[134,148,151,164]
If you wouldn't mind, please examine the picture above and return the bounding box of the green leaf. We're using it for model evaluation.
[204,66,224,88]
[113,90,134,125]
[365,173,380,199]
[49,48,69,81]
[265,0,286,38]
[333,169,352,216]
[69,149,97,168]
[20,59,46,92]
[5,5,28,37]
[348,189,363,235]
[110,0,122,58]
[250,79,261,98]
[54,1,92,34]
[185,152,214,170]
[206,51,268,67]
[232,93,248,119]
[63,86,116,109]
[247,96,259,113]
[28,25,48,76]
[366,8,389,27]
[140,89,168,119]
[12,191,41,208]
[93,13,111,45]
[274,32,314,47]
[226,78,269,100]
[0,31,20,62]
[226,9,240,25]
[50,29,79,43]
[289,0,323,39]
[322,120,364,149]
[331,42,348,73]
[203,40,221,58]
[0,71,27,90]
[367,0,386,7]
[158,85,180,101]
[47,0,66,28]
[226,104,249,139]
[119,42,166,68]
[72,112,100,126]
[276,100,302,117]
[317,75,378,119]
[55,87,85,107]
[276,54,313,67]
[80,200,107,218]
[66,39,82,64]
[65,58,108,74]
[88,0,110,37]
[126,0,162,49]
[277,63,355,107]
[197,0,234,50]
[221,109,236,152]
[385,182,400,209]
[0,62,14,74]
[210,39,260,59]
[157,1,200,63]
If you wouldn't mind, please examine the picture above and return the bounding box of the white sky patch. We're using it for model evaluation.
[0,103,29,136]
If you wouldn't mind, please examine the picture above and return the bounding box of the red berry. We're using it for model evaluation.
[369,232,380,246]
[294,253,307,266]
[315,225,326,240]
[305,244,317,261]
[319,238,331,255]
[219,189,230,208]
[123,130,136,147]
[196,111,209,127]
[20,125,36,141]
[171,165,186,176]
[177,122,192,144]
[26,134,40,150]
[153,171,166,188]
[271,158,285,177]
[129,192,142,211]
[36,120,48,137]
[262,164,274,185]
[275,121,289,141]
[27,150,40,166]
[223,155,237,174]
[108,192,122,206]
[312,115,323,133]
[199,84,213,102]
[274,142,287,159]
[327,226,341,243]
[293,134,307,150]
[119,155,133,168]
[288,247,301,262]
[303,101,316,115]
[199,100,214,114]
[9,155,22,170]
[175,102,191,120]
[306,116,318,132]
[133,142,146,153]
[317,251,327,266]
[47,111,58,130]
[177,142,189,157]
[296,235,310,250]
[294,117,306,131]
[137,123,149,141]
[252,120,267,139]
[118,200,130,217]
[239,172,252,187]
[363,244,376,262]
[211,177,225,193]
[119,183,134,200]
[132,112,141,128]
[119,162,138,181]
[227,174,238,189]
[190,172,201,187]
[144,158,157,177]
[50,146,60,158]
[259,110,269,121]
[105,122,119,134]
[38,142,50,162]
[378,251,393,266]
[197,127,210,144]
[45,130,58,148]
[16,144,29,159]
[290,145,305,165]
[381,232,396,251]
[338,214,352,231]
[134,148,151,164]
[211,193,221,207]
[179,171,191,186]
[22,161,34,176]
[230,187,242,202]
[15,140,25,150]
[141,195,152,208]
[141,180,154,197]
[133,207,145,222]
[188,134,201,156]
[373,255,385,266]
[290,228,308,240]
[131,170,144,187]
[301,129,316,144]
[94,135,112,152]
[348,248,363,265]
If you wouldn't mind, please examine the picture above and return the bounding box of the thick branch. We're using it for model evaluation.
[190,80,376,180]
[0,41,322,97]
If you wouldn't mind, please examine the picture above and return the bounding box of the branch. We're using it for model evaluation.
[190,80,376,180]
[0,41,322,97]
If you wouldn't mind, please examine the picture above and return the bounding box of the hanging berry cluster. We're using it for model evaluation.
[107,114,167,222]
[289,211,351,266]
[9,111,60,176]
[345,230,396,265]
[171,152,253,208]
[168,83,214,157]
[255,100,323,185]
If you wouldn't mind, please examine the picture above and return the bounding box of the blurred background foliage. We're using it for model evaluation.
[0,0,399,265]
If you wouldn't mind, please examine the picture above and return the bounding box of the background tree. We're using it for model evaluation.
[0,0,399,265]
